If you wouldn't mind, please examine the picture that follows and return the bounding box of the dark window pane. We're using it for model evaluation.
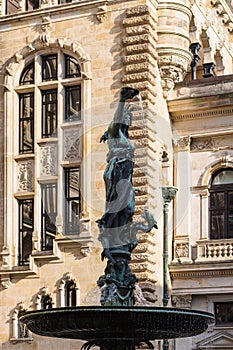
[65,168,80,234]
[19,93,34,153]
[65,281,76,306]
[42,55,57,81]
[26,0,39,10]
[210,192,225,209]
[229,192,233,207]
[42,89,57,137]
[18,199,33,266]
[65,86,81,120]
[20,63,34,85]
[228,210,233,238]
[215,302,233,324]
[65,55,81,78]
[210,211,224,239]
[58,0,72,3]
[210,168,233,240]
[41,183,57,251]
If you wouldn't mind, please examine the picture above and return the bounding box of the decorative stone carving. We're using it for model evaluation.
[172,294,192,308]
[190,137,214,151]
[80,245,92,257]
[1,277,12,289]
[40,144,57,176]
[158,54,190,98]
[173,136,190,152]
[17,160,34,192]
[0,246,10,270]
[175,242,189,259]
[64,129,82,162]
[39,16,52,44]
[162,186,178,204]
[96,5,107,23]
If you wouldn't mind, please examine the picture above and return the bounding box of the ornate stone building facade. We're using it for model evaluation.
[0,0,233,349]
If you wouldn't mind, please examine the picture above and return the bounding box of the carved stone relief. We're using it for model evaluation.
[172,294,192,308]
[17,160,34,192]
[173,136,190,152]
[175,242,190,259]
[64,129,82,162]
[190,137,214,151]
[40,144,57,176]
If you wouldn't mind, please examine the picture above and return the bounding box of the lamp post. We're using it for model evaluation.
[162,186,178,350]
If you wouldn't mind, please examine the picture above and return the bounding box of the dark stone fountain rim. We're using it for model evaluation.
[20,306,215,341]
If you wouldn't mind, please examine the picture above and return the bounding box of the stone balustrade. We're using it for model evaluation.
[196,239,233,261]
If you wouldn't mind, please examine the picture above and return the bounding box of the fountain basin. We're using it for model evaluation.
[20,306,215,341]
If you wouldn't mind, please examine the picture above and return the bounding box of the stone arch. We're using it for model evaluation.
[34,287,54,310]
[10,302,33,342]
[3,37,91,90]
[199,158,233,187]
[58,272,80,307]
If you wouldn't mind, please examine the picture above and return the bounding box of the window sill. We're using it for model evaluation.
[37,138,58,145]
[14,154,35,162]
[61,120,83,128]
[10,337,33,344]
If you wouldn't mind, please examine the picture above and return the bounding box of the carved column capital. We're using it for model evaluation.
[158,54,189,98]
[162,186,178,204]
[173,136,191,152]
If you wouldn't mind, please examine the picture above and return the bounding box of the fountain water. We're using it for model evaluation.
[20,87,215,350]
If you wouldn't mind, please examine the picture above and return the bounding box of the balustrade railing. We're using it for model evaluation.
[197,239,233,261]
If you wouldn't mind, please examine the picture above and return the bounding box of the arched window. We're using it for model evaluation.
[209,169,233,239]
[14,51,83,263]
[58,273,80,307]
[65,280,77,307]
[20,62,34,85]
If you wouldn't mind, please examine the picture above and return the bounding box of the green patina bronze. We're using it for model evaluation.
[96,87,157,306]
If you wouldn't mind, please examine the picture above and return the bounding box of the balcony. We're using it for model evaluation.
[196,239,233,262]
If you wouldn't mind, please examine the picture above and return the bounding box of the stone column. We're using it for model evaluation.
[162,186,178,307]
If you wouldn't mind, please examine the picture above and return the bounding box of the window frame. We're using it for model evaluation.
[65,280,77,307]
[8,50,86,267]
[19,62,34,86]
[42,54,58,82]
[209,169,233,240]
[214,301,233,326]
[64,167,81,235]
[18,199,34,266]
[41,88,58,138]
[19,92,34,154]
[41,183,57,251]
[65,85,81,121]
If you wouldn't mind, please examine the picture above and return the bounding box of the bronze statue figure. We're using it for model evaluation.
[97,87,157,306]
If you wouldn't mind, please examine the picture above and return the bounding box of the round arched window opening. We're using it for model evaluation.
[209,168,233,240]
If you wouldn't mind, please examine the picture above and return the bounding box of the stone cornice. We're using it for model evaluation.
[169,262,233,279]
[0,0,139,25]
[168,89,233,121]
